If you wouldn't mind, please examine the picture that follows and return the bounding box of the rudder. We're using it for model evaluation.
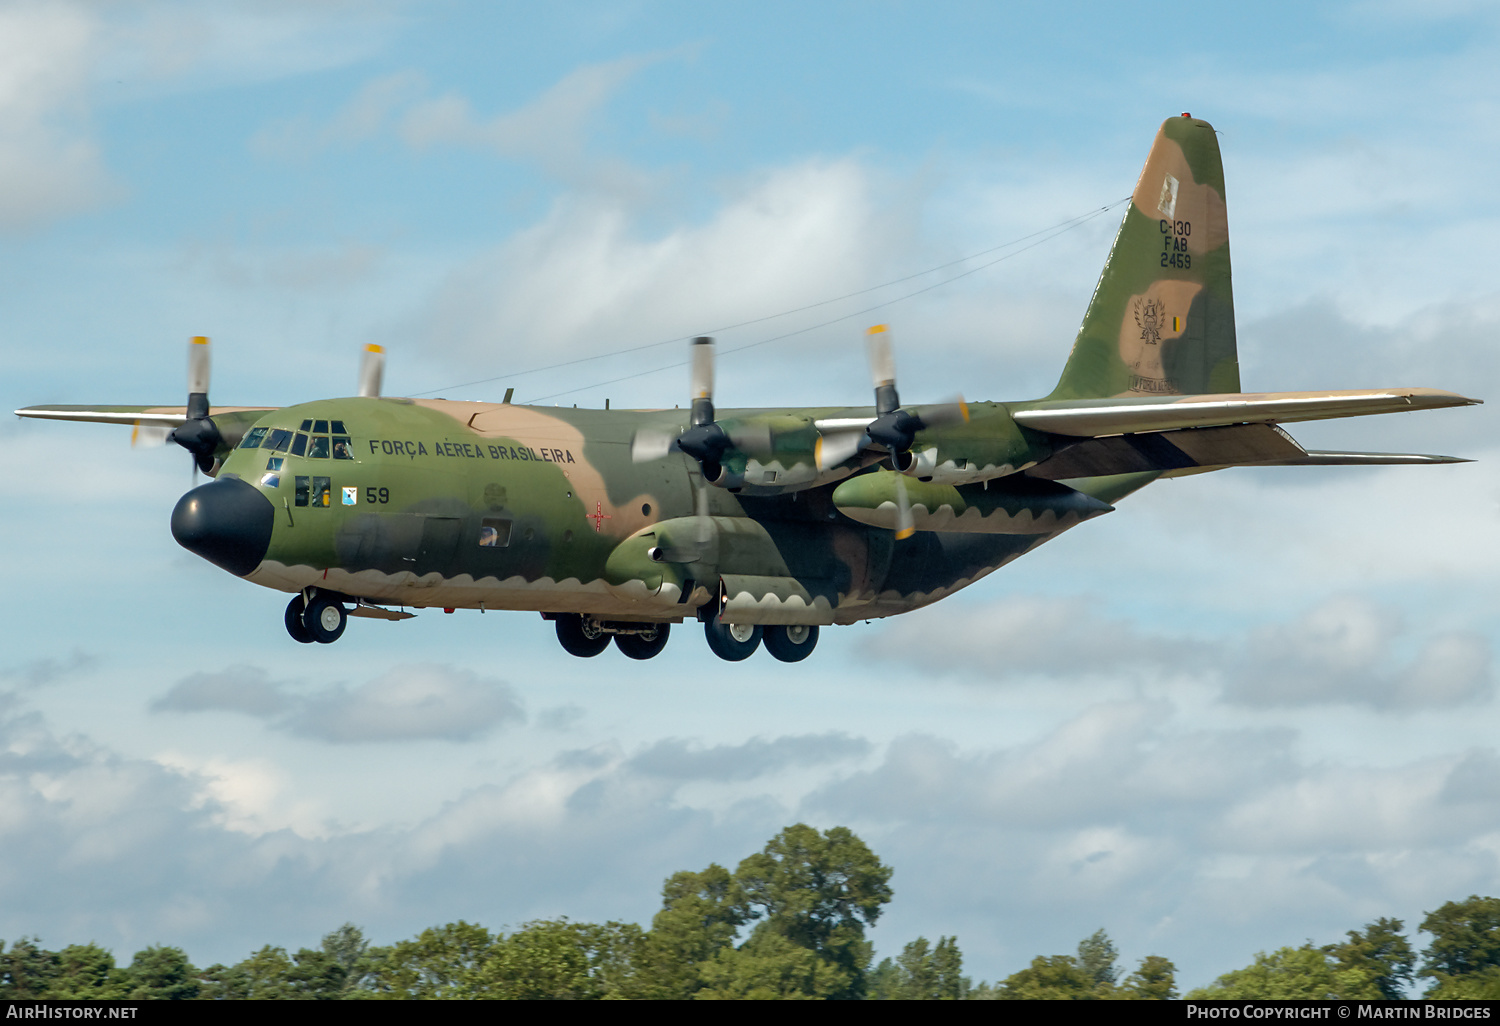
[1050,115,1239,400]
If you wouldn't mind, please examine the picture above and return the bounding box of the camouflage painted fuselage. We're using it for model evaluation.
[229,398,1123,626]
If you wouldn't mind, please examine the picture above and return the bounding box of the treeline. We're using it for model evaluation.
[2,824,1496,999]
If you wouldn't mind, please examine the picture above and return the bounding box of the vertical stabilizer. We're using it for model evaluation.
[1050,115,1239,400]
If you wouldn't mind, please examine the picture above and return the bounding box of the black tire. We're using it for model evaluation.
[764,624,819,662]
[303,594,347,644]
[616,623,670,660]
[284,595,314,644]
[704,618,761,661]
[556,614,610,657]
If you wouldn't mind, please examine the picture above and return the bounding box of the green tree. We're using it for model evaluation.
[319,924,373,996]
[1077,929,1119,991]
[695,931,845,1000]
[869,936,966,999]
[1121,954,1178,1000]
[730,823,893,1000]
[362,921,495,999]
[1326,918,1414,1000]
[999,954,1096,999]
[477,920,645,1000]
[0,939,59,999]
[1186,945,1374,1000]
[1420,896,1500,998]
[635,864,746,999]
[126,945,200,1000]
[50,944,132,1000]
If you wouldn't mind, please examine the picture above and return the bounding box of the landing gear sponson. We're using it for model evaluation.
[546,612,819,662]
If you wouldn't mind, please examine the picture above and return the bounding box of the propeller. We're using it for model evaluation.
[816,325,970,540]
[632,336,766,562]
[167,336,223,475]
[357,343,384,398]
[630,336,771,476]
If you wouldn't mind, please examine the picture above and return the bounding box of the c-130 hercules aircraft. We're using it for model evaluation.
[17,115,1480,662]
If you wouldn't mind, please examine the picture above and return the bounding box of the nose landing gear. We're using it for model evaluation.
[285,591,348,644]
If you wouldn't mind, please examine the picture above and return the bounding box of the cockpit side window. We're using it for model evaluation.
[307,436,330,459]
[291,433,308,457]
[332,436,353,459]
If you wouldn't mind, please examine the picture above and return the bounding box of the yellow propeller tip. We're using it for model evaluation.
[190,336,209,345]
[365,343,384,353]
[895,527,915,540]
[867,324,888,335]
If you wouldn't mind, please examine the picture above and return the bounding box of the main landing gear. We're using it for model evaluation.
[550,612,820,661]
[553,615,671,659]
[285,591,348,644]
[702,620,820,662]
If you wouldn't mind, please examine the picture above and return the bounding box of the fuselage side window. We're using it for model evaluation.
[311,477,331,507]
[479,517,513,547]
[294,476,309,507]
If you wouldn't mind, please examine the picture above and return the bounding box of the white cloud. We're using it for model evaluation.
[0,3,114,230]
[152,663,526,743]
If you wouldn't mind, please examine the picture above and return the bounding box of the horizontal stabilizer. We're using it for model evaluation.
[1247,450,1472,467]
[1014,388,1479,438]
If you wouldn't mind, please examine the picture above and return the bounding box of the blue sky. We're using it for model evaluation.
[3,0,1499,991]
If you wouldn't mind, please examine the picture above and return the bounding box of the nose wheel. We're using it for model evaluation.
[285,592,348,644]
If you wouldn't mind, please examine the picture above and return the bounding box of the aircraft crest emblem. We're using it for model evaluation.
[1134,297,1166,346]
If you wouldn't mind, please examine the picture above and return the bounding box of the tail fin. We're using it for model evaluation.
[1050,115,1240,400]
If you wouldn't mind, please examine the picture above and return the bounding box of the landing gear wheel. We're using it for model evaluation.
[556,614,610,657]
[704,618,762,661]
[303,594,347,644]
[284,596,314,644]
[616,623,670,660]
[764,624,819,662]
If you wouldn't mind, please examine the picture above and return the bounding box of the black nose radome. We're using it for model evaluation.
[171,476,274,577]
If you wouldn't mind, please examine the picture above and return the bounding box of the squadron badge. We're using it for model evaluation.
[1134,297,1166,346]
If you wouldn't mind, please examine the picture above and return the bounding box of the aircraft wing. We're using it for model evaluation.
[15,404,276,427]
[1012,388,1478,437]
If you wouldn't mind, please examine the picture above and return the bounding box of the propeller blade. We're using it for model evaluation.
[689,336,715,427]
[357,343,385,398]
[892,471,915,541]
[724,421,772,453]
[867,324,899,415]
[631,428,678,463]
[816,429,867,470]
[915,396,970,429]
[131,422,170,448]
[186,335,211,420]
[695,481,711,546]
